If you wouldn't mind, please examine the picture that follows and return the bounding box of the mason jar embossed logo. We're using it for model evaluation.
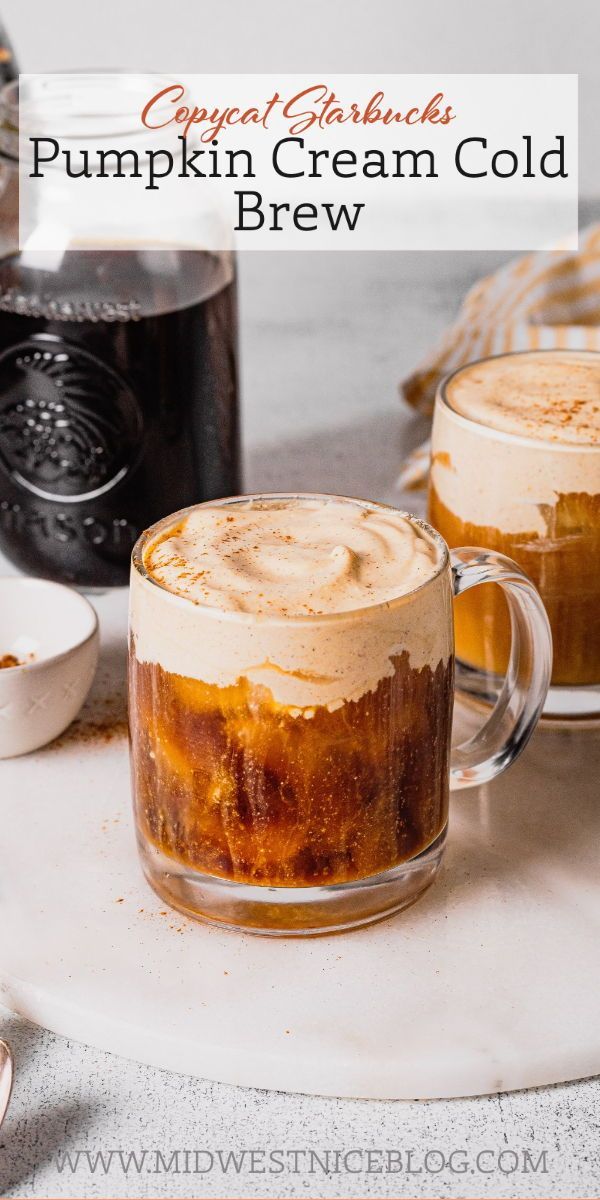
[0,334,143,500]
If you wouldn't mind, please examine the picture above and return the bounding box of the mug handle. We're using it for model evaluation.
[449,547,553,791]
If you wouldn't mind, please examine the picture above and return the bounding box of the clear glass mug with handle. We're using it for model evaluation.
[429,350,600,721]
[128,494,552,936]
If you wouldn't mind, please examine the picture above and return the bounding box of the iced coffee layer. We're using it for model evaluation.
[431,391,600,534]
[446,351,600,445]
[429,485,600,685]
[129,651,453,887]
[131,499,452,710]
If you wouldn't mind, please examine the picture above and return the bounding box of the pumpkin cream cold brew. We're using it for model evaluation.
[430,351,600,693]
[129,497,453,927]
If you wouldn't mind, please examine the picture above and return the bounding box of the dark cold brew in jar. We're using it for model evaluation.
[0,80,240,587]
[0,249,239,586]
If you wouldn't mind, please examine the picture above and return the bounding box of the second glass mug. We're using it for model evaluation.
[429,350,600,721]
[128,494,552,936]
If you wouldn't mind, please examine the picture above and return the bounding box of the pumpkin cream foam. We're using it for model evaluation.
[130,497,451,711]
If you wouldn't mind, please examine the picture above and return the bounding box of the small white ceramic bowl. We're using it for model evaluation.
[0,577,99,758]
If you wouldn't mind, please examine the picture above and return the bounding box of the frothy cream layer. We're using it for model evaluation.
[432,354,600,535]
[130,498,452,710]
[446,351,600,445]
[143,498,440,616]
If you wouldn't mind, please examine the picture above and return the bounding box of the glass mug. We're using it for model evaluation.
[429,350,600,721]
[128,494,551,935]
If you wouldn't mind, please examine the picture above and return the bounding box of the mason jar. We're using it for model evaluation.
[0,74,240,587]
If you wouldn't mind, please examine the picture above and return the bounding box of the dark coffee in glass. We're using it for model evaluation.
[0,248,240,587]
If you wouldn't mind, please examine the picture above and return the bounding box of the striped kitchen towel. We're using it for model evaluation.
[402,223,600,416]
[398,224,600,488]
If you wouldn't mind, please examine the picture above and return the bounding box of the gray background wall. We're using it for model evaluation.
[2,0,598,193]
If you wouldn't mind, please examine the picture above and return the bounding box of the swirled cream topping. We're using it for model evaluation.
[446,350,600,445]
[143,498,441,616]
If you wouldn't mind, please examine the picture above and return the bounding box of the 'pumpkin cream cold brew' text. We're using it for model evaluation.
[128,498,454,893]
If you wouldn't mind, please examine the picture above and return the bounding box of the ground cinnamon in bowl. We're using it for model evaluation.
[0,654,21,669]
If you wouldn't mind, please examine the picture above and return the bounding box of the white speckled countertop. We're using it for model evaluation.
[2,241,599,1197]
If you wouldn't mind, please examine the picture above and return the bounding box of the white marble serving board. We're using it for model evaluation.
[0,584,599,1101]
